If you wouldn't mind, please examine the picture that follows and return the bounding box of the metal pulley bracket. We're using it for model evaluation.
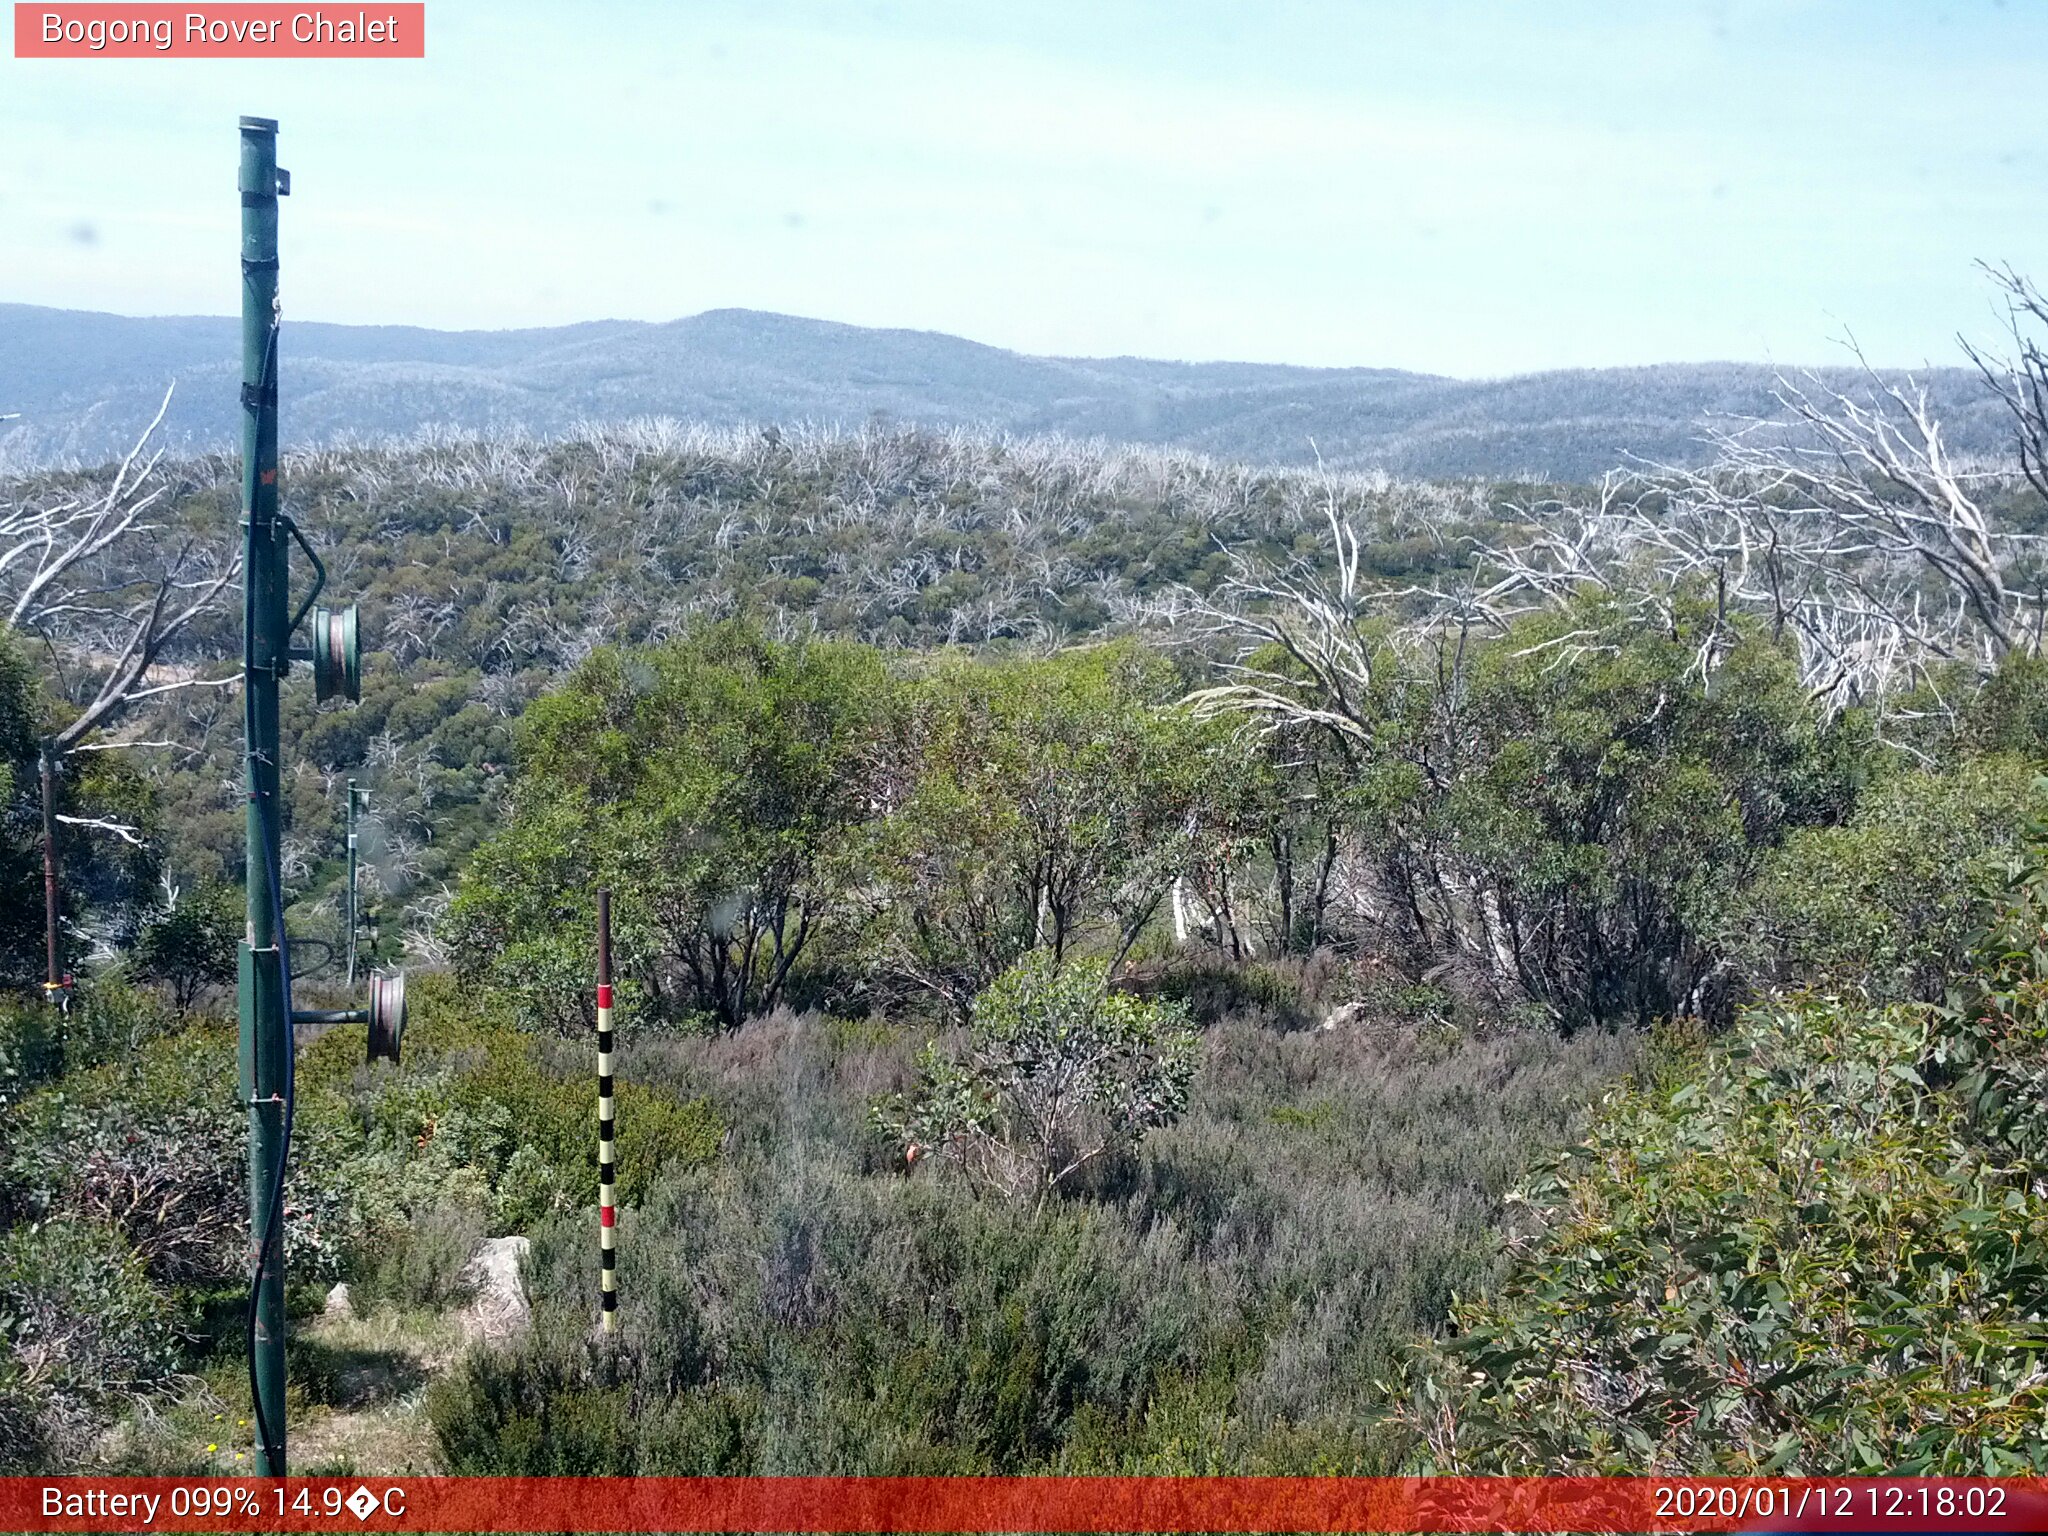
[366,968,406,1064]
[309,604,361,703]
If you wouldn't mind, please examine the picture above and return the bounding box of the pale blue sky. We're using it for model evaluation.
[2,0,2044,375]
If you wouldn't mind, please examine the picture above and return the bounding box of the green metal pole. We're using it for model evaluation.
[236,112,290,1478]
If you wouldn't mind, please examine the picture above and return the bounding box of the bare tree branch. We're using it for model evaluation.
[53,813,147,847]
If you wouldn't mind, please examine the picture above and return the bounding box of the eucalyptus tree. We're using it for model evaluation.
[448,621,891,1032]
[864,639,1218,1016]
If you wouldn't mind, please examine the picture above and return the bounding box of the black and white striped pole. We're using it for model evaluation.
[596,887,618,1332]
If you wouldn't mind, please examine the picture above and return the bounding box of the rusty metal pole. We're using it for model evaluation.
[39,744,59,1004]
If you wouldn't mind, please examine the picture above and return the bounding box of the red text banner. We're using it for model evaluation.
[14,4,424,57]
[8,1477,2048,1533]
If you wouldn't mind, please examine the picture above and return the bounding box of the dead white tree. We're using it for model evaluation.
[1182,485,1389,755]
[1963,261,2048,509]
[1729,356,2027,651]
[1182,469,1503,758]
[1473,329,2045,714]
[1177,275,2048,1004]
[1176,469,1519,980]
[0,386,241,990]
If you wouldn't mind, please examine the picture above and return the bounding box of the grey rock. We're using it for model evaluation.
[457,1235,532,1345]
[1320,1001,1370,1032]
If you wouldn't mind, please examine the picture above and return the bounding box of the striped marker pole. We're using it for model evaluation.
[596,887,618,1333]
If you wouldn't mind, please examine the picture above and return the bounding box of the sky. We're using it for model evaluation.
[2,0,2045,377]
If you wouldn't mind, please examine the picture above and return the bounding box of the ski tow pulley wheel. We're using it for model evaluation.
[310,604,361,704]
[366,968,406,1064]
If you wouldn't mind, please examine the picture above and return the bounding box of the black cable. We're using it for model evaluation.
[287,937,336,981]
[242,317,296,1470]
[245,768,296,1468]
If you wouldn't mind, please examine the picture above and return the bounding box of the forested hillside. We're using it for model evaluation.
[0,422,1509,969]
[0,302,2012,482]
[8,278,2048,1474]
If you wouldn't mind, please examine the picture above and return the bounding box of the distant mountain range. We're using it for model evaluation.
[0,302,2012,482]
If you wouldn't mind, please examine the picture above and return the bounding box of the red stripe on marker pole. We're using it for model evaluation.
[600,1204,616,1227]
[597,983,614,1009]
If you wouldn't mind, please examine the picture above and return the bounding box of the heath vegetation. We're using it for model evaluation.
[6,268,2048,1471]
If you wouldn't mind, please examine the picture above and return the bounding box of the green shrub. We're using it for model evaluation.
[1191,588,1849,1029]
[1958,650,2048,758]
[1732,755,2041,1002]
[1443,595,1838,1027]
[865,642,1214,1014]
[0,1000,62,1119]
[876,954,1198,1203]
[6,1025,254,1286]
[361,1201,488,1308]
[447,623,891,1031]
[0,977,178,1122]
[446,1040,724,1210]
[430,994,1636,1475]
[492,1144,570,1233]
[290,977,722,1309]
[1405,830,2048,1474]
[0,1217,187,1460]
[133,880,241,1012]
[430,1328,639,1474]
[60,975,181,1072]
[1141,957,1306,1028]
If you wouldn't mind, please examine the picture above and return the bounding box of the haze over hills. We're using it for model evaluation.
[0,301,2011,482]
